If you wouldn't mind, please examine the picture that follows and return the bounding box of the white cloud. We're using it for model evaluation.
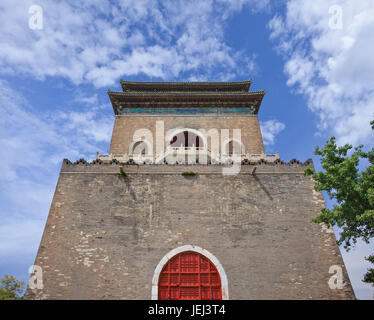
[0,219,44,258]
[0,80,111,181]
[75,94,99,106]
[57,111,113,144]
[260,120,286,145]
[0,0,264,88]
[0,80,112,263]
[268,0,374,146]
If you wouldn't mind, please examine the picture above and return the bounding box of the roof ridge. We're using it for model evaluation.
[120,79,252,85]
[120,79,253,93]
[108,90,265,95]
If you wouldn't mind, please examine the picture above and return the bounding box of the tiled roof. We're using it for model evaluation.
[107,80,265,115]
[120,79,252,92]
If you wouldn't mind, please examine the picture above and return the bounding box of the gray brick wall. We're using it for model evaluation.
[25,161,355,299]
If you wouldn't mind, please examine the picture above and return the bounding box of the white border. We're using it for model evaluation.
[151,245,229,300]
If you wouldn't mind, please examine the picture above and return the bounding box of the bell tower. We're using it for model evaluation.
[25,80,354,300]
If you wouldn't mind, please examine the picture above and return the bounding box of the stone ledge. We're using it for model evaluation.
[61,158,314,174]
[63,158,313,166]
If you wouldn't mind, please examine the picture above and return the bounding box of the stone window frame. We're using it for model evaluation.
[151,245,229,300]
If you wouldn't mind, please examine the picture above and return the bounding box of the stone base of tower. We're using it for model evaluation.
[25,159,355,300]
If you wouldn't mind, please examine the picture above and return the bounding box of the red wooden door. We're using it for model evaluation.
[158,251,222,300]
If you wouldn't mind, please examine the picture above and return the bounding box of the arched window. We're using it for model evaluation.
[152,246,228,300]
[170,131,203,149]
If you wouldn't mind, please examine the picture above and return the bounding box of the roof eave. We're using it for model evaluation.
[107,90,119,115]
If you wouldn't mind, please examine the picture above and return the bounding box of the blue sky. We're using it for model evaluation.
[0,0,373,299]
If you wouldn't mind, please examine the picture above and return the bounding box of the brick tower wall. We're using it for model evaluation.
[109,115,265,155]
[25,160,355,299]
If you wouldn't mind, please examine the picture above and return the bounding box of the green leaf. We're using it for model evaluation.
[310,120,374,285]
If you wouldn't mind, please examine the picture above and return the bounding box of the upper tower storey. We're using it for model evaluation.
[107,80,268,159]
[108,80,265,116]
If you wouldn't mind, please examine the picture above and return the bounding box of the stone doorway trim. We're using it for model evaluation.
[151,245,229,300]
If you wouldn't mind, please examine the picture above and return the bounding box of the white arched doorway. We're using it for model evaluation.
[151,245,229,300]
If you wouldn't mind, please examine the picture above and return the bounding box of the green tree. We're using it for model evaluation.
[0,275,25,300]
[304,120,374,286]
